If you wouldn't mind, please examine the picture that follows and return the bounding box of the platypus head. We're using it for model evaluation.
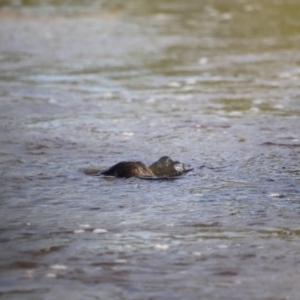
[149,156,186,177]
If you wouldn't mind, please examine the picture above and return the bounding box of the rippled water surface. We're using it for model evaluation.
[1,0,300,299]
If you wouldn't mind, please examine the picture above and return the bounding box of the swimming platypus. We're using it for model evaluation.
[100,156,191,178]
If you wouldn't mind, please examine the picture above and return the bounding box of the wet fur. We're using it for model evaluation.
[100,156,193,179]
[100,161,155,178]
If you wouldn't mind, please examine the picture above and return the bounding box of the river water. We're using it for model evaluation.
[0,0,300,299]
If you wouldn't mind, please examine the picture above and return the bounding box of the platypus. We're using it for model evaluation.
[100,156,191,178]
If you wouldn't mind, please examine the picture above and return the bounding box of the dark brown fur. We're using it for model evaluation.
[100,161,155,178]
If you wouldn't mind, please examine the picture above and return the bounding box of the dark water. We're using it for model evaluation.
[0,0,300,299]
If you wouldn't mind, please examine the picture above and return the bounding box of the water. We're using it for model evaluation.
[0,0,300,299]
